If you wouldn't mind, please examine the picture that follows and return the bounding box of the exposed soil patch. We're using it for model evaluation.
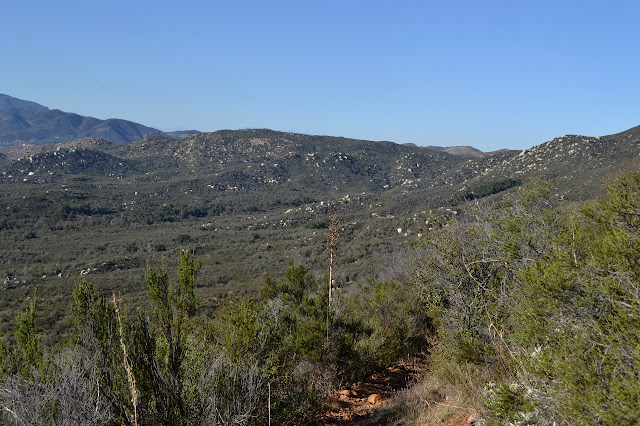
[317,353,430,425]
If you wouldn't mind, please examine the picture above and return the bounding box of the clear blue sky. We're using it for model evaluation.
[2,0,638,151]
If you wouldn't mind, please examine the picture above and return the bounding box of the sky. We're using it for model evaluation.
[1,0,639,151]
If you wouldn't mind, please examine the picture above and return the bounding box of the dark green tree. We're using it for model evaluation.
[144,249,201,421]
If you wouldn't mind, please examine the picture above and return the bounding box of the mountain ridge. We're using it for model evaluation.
[0,94,200,146]
[1,94,494,155]
[2,123,637,207]
[0,94,49,116]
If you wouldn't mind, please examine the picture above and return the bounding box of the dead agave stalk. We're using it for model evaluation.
[327,213,340,305]
[113,294,138,426]
[326,214,340,346]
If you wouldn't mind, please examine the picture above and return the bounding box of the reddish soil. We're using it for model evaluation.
[317,354,430,425]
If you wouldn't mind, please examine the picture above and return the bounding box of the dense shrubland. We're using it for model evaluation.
[0,173,638,424]
[0,250,430,424]
[412,174,640,424]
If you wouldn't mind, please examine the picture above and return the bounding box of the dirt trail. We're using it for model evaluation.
[317,354,430,425]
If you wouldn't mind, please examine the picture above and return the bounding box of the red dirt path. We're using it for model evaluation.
[317,354,430,425]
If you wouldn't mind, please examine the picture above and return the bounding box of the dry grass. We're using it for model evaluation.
[380,364,490,425]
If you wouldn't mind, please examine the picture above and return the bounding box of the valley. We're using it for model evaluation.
[0,95,639,424]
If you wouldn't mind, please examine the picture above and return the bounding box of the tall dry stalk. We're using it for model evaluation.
[113,294,138,426]
[327,214,340,305]
[326,214,339,345]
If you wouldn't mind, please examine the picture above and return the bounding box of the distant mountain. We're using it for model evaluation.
[2,95,636,206]
[5,126,638,201]
[165,130,200,139]
[0,94,49,116]
[403,143,487,158]
[2,129,474,197]
[0,94,198,147]
[427,145,487,158]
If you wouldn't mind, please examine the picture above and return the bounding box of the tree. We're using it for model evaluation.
[14,289,44,379]
[144,249,201,421]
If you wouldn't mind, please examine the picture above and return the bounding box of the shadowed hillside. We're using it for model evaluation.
[0,94,199,146]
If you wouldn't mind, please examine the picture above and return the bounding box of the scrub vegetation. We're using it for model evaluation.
[390,174,640,425]
[0,173,638,424]
[0,125,639,423]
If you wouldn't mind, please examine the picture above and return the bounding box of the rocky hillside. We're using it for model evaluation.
[456,125,640,199]
[0,129,485,193]
[2,124,638,204]
[0,128,512,300]
[0,123,637,313]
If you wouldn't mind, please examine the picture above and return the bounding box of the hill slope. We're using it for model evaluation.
[0,125,637,322]
[0,129,506,299]
[0,94,49,116]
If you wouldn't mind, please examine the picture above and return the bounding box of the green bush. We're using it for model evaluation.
[508,173,640,424]
[336,280,432,377]
[455,178,521,202]
[175,234,192,244]
[416,174,640,424]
